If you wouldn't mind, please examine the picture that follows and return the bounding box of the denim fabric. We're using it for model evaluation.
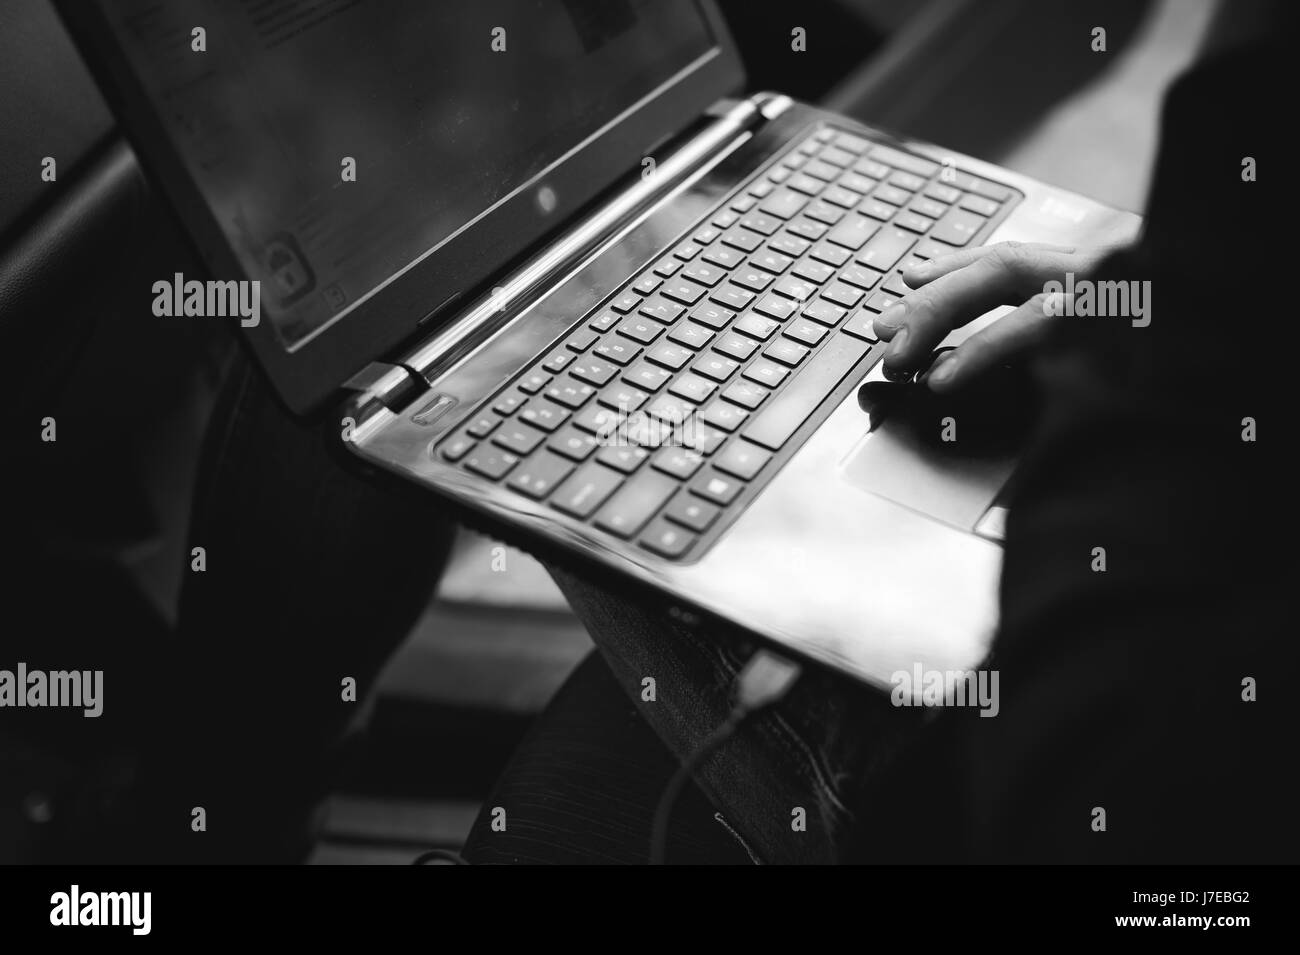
[549,568,928,864]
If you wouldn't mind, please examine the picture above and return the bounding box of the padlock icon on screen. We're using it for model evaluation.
[263,233,315,306]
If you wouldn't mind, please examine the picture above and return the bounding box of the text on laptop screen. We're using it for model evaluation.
[101,0,715,347]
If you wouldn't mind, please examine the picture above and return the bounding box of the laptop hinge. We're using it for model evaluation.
[341,360,426,419]
[398,92,792,386]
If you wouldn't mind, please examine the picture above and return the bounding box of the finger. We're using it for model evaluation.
[878,243,1086,376]
[922,293,1055,392]
[900,242,1077,290]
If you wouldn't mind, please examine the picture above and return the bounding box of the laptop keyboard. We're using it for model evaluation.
[436,126,1019,561]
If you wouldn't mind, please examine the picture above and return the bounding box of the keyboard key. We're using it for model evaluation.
[574,404,621,436]
[668,322,715,350]
[594,470,678,538]
[750,249,794,275]
[593,338,641,365]
[549,427,600,461]
[764,339,809,367]
[856,228,915,272]
[652,446,706,481]
[683,423,728,455]
[518,398,571,432]
[864,290,902,313]
[784,319,828,348]
[714,333,758,362]
[653,258,682,277]
[822,282,865,309]
[668,373,717,404]
[787,218,828,241]
[440,434,476,462]
[768,233,810,257]
[894,211,934,234]
[803,159,840,182]
[664,495,720,533]
[710,285,755,311]
[701,400,750,432]
[852,157,891,180]
[731,194,757,212]
[743,332,875,451]
[544,380,597,409]
[819,145,857,168]
[947,171,1013,201]
[646,393,695,425]
[839,264,884,291]
[624,361,673,392]
[551,462,624,518]
[681,262,726,287]
[833,131,872,154]
[616,318,662,345]
[690,303,734,329]
[569,357,619,387]
[929,207,984,247]
[758,188,808,220]
[599,384,649,413]
[507,452,574,500]
[754,294,796,321]
[822,185,863,209]
[673,242,701,261]
[693,354,740,382]
[659,281,705,307]
[925,182,961,204]
[694,225,721,245]
[632,275,662,296]
[714,440,772,481]
[838,171,878,194]
[465,445,520,481]
[888,170,927,192]
[639,518,697,559]
[731,268,773,293]
[518,371,552,394]
[773,277,818,302]
[734,314,780,341]
[787,173,824,196]
[641,294,688,321]
[646,341,694,371]
[493,393,527,416]
[589,309,621,332]
[738,213,781,236]
[827,215,880,251]
[691,470,743,506]
[911,197,949,219]
[596,445,650,474]
[742,359,789,388]
[793,259,835,284]
[721,381,768,410]
[872,183,912,207]
[566,328,599,352]
[610,292,642,313]
[803,299,846,327]
[842,311,881,342]
[868,144,939,177]
[541,350,573,373]
[703,244,745,269]
[721,229,762,253]
[804,200,845,225]
[809,241,851,268]
[465,414,499,438]
[858,198,898,221]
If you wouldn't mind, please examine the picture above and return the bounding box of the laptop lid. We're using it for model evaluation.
[59,0,743,414]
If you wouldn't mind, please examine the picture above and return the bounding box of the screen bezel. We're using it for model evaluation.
[57,0,744,414]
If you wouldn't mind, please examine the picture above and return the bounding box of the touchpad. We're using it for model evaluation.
[840,369,1030,532]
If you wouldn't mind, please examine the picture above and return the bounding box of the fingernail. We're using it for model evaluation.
[885,326,910,362]
[874,303,906,332]
[928,352,959,388]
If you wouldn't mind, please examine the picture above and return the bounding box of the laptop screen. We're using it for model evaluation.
[96,0,716,349]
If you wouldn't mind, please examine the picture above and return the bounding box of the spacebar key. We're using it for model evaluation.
[742,333,875,451]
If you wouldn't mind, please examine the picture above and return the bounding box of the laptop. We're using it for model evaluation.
[60,0,1139,686]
